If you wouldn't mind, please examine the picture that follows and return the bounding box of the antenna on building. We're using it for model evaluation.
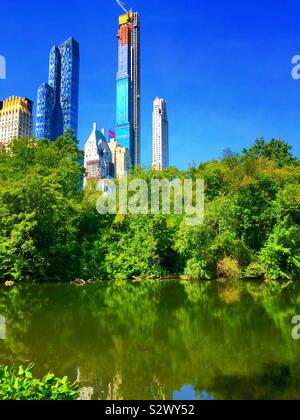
[115,0,129,13]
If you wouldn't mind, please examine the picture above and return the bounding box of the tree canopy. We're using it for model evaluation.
[0,134,299,282]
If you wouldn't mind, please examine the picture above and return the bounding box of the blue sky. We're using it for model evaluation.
[1,0,300,168]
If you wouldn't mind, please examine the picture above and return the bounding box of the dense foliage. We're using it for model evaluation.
[0,134,299,282]
[0,364,78,400]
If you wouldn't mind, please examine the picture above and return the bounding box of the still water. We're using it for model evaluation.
[0,280,300,400]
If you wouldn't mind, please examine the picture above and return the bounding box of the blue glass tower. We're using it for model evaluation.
[36,37,80,141]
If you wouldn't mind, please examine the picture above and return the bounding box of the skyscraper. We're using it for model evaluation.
[0,96,33,145]
[152,97,169,171]
[108,138,130,179]
[116,11,140,167]
[84,123,114,188]
[36,37,80,141]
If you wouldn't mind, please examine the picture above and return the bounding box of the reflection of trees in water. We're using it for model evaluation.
[0,281,299,400]
[211,362,300,400]
[0,286,45,363]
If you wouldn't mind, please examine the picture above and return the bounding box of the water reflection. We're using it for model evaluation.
[0,281,299,400]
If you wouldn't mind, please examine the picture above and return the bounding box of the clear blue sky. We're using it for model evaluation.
[1,0,300,168]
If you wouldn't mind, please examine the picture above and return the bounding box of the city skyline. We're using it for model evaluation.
[1,0,300,168]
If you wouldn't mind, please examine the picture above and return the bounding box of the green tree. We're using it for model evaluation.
[0,132,84,282]
[242,138,299,168]
[260,183,300,280]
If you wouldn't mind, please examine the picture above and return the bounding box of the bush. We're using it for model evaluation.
[217,257,241,281]
[0,364,78,400]
[260,223,300,280]
[244,262,266,279]
[183,258,212,280]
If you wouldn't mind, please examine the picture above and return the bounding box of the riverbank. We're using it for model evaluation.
[0,276,296,288]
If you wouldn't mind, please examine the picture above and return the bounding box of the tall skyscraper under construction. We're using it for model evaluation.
[116,11,140,167]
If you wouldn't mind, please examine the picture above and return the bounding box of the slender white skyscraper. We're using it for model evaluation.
[152,97,169,171]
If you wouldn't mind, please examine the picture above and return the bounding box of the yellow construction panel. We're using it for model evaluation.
[119,12,133,25]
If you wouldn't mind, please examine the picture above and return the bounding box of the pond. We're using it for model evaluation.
[0,280,300,400]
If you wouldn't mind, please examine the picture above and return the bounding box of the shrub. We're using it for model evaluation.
[260,223,300,280]
[244,262,266,279]
[217,257,241,281]
[183,258,212,280]
[0,364,78,400]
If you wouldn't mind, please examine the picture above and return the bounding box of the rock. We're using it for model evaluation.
[71,279,86,286]
[4,280,15,288]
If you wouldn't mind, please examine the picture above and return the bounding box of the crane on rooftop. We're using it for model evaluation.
[115,0,129,14]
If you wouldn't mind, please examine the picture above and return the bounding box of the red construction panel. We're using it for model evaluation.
[119,24,132,46]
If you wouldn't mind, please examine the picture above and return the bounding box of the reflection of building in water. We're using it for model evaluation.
[153,376,166,400]
[0,315,6,340]
[76,366,124,400]
[78,387,94,401]
[76,368,95,400]
[107,373,123,401]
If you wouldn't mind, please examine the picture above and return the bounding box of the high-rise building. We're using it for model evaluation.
[0,96,33,145]
[84,123,113,188]
[109,138,130,179]
[152,97,169,171]
[116,11,140,167]
[36,37,80,141]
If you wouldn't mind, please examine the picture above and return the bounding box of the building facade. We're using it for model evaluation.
[152,97,169,171]
[36,37,80,141]
[84,123,113,188]
[0,96,33,145]
[116,12,140,167]
[109,138,130,179]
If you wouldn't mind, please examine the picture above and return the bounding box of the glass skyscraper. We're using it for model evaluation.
[36,37,80,141]
[116,12,140,166]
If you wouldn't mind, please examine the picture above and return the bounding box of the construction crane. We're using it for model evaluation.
[115,0,128,14]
